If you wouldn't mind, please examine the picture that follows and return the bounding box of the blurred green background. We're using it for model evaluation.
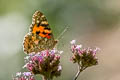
[0,0,120,80]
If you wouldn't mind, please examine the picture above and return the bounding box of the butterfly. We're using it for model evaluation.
[23,11,58,54]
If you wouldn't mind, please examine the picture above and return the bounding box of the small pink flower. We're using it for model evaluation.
[38,56,43,62]
[70,40,76,45]
[31,56,38,61]
[76,45,82,49]
[58,66,62,71]
[55,55,60,60]
[23,72,31,76]
[27,64,34,71]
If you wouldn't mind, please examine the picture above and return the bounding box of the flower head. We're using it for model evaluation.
[13,72,35,80]
[70,40,99,67]
[23,49,62,79]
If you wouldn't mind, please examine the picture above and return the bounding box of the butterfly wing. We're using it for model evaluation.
[23,11,57,54]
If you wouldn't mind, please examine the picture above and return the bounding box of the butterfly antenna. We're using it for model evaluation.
[56,25,70,41]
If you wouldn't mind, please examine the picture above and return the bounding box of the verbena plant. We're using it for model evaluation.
[13,40,99,80]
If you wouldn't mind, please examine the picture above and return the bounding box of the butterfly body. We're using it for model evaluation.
[23,11,57,54]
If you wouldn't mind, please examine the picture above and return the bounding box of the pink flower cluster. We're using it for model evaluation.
[70,40,99,67]
[23,49,62,79]
[13,72,35,80]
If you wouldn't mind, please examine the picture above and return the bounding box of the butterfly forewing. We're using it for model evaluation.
[23,11,57,54]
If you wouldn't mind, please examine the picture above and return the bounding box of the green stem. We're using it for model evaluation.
[73,63,87,80]
[73,63,81,80]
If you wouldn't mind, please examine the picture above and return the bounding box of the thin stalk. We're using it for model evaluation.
[73,63,81,80]
[73,63,87,80]
[57,26,70,40]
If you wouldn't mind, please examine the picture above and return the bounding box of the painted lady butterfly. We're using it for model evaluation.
[23,11,57,54]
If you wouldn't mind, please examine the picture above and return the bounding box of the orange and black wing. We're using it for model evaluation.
[23,11,57,54]
[30,11,52,39]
